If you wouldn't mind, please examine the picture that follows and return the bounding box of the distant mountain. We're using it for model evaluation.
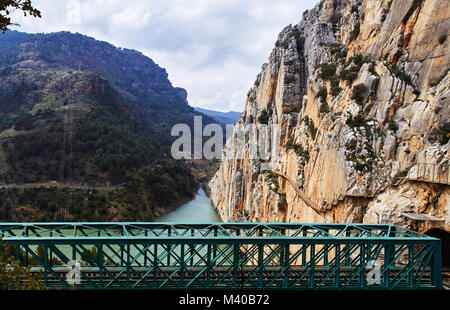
[0,31,214,138]
[0,30,214,221]
[195,107,241,125]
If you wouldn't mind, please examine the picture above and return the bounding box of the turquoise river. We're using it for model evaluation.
[154,188,221,223]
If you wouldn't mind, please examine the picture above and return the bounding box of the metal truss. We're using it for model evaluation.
[0,223,442,290]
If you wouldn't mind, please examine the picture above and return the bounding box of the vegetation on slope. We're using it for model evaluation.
[0,31,216,221]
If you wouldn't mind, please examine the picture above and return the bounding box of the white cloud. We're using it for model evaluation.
[10,0,319,112]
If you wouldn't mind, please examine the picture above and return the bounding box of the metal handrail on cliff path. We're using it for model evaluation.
[400,163,450,185]
[274,163,448,215]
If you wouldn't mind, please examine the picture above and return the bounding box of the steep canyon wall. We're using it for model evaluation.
[209,0,450,234]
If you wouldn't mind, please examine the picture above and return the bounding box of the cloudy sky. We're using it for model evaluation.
[12,0,319,112]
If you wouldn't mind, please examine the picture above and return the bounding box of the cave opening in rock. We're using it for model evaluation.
[425,228,450,267]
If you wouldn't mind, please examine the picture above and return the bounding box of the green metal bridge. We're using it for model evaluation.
[0,223,442,290]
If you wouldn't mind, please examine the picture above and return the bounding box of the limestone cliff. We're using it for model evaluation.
[209,0,450,234]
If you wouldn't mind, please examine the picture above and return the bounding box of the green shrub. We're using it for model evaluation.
[317,87,328,102]
[328,43,348,61]
[331,85,343,97]
[317,63,337,80]
[340,66,359,83]
[398,169,409,178]
[354,161,366,172]
[284,59,295,66]
[348,154,366,172]
[387,64,413,86]
[320,103,330,114]
[346,114,366,128]
[258,110,270,124]
[351,84,367,105]
[388,120,399,132]
[347,54,371,67]
[286,139,310,161]
[265,171,280,194]
[350,22,360,41]
[302,116,318,139]
[308,121,317,139]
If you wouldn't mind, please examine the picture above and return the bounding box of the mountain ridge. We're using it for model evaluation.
[194,107,241,125]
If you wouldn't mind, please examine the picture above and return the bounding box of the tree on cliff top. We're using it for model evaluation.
[0,0,41,32]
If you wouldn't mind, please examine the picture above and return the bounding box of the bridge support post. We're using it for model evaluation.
[258,243,263,288]
[283,243,290,288]
[232,244,239,288]
[345,231,351,266]
[408,244,414,287]
[180,244,185,288]
[431,240,442,289]
[98,244,103,289]
[15,244,20,264]
[144,235,148,267]
[153,244,158,288]
[126,244,130,288]
[207,244,212,288]
[25,244,28,267]
[384,226,396,288]
[360,244,366,288]
[44,245,48,287]
[302,231,307,266]
[190,229,195,267]
[213,227,217,266]
[324,229,329,266]
[309,245,315,288]
[335,244,341,288]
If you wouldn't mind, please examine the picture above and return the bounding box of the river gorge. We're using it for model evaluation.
[155,188,221,223]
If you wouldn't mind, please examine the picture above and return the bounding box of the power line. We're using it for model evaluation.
[0,139,23,222]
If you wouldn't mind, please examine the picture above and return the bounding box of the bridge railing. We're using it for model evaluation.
[0,223,442,290]
[407,163,450,185]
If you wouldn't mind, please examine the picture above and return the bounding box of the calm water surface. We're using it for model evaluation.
[154,188,221,223]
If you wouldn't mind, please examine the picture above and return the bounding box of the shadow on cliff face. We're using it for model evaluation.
[425,228,450,266]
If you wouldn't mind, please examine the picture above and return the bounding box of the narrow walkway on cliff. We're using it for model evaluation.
[273,171,323,215]
[400,163,450,186]
[274,162,448,215]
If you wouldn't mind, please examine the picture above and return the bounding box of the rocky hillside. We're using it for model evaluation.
[0,31,208,221]
[209,0,449,234]
[0,31,210,142]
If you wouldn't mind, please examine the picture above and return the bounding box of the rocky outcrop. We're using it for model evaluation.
[209,0,449,234]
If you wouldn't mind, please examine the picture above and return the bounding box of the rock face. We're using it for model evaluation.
[209,0,449,234]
